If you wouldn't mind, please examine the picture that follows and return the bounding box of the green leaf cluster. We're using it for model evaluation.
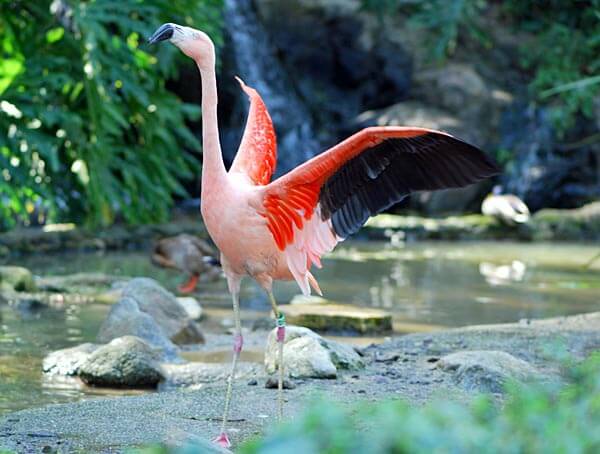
[0,0,223,229]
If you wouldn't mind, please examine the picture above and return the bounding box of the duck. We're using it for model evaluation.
[152,234,221,293]
[481,186,530,225]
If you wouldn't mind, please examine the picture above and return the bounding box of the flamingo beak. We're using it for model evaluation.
[148,23,174,44]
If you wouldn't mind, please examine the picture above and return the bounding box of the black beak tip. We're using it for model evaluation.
[148,23,174,45]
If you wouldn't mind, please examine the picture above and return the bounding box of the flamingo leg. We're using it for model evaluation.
[213,287,242,449]
[177,274,199,294]
[268,291,285,420]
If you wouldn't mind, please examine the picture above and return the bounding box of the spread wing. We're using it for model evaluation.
[258,126,500,294]
[228,78,277,185]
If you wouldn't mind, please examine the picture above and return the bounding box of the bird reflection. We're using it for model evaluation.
[479,260,526,286]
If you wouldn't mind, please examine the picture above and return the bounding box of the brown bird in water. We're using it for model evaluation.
[152,234,221,293]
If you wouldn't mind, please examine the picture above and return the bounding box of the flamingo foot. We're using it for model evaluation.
[212,431,231,449]
[177,274,199,294]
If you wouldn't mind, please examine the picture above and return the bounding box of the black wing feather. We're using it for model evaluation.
[319,132,499,238]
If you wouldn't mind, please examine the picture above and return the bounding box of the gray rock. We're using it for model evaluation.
[79,336,164,388]
[97,278,204,359]
[0,266,36,292]
[437,350,540,393]
[97,296,180,360]
[264,326,364,379]
[162,362,260,388]
[264,376,296,389]
[43,343,99,376]
[121,278,204,344]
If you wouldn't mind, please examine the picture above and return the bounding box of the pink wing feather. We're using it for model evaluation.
[228,77,277,186]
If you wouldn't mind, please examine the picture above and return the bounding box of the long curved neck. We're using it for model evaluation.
[199,63,226,193]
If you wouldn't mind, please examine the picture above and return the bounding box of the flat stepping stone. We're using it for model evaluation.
[280,302,392,334]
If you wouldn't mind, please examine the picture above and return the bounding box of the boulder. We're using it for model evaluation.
[78,336,164,388]
[264,326,364,379]
[97,278,204,360]
[356,101,484,153]
[43,343,99,376]
[97,296,180,361]
[279,303,392,334]
[120,278,204,344]
[437,350,541,393]
[0,266,36,292]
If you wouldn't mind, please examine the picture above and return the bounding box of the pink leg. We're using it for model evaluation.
[213,285,242,449]
[177,274,199,294]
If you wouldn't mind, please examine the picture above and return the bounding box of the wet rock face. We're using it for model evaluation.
[0,266,36,292]
[500,105,600,211]
[254,0,412,138]
[78,336,164,388]
[97,278,204,360]
[264,326,364,378]
[437,350,541,393]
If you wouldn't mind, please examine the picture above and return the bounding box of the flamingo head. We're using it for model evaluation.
[148,23,214,69]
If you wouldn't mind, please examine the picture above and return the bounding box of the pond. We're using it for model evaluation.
[1,240,599,415]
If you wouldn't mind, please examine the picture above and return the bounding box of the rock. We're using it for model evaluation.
[356,101,485,153]
[79,336,164,388]
[414,63,507,133]
[176,297,203,320]
[97,296,180,361]
[121,278,204,344]
[265,376,296,389]
[43,343,99,376]
[162,362,260,387]
[437,350,540,393]
[0,266,36,292]
[279,303,392,334]
[264,326,364,378]
[97,278,204,359]
[530,202,600,242]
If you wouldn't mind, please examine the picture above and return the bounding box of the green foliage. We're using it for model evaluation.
[0,1,223,229]
[505,0,600,135]
[241,354,600,453]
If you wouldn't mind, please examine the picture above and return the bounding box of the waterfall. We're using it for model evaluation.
[223,0,321,175]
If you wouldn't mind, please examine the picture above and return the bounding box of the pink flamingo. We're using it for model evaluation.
[149,23,499,448]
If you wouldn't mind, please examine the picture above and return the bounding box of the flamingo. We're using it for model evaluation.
[148,23,500,448]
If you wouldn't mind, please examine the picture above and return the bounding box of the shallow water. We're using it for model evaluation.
[1,241,598,414]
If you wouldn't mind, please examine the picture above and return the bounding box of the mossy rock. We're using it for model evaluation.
[530,202,600,241]
[0,266,36,292]
[364,213,527,241]
[279,303,392,334]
